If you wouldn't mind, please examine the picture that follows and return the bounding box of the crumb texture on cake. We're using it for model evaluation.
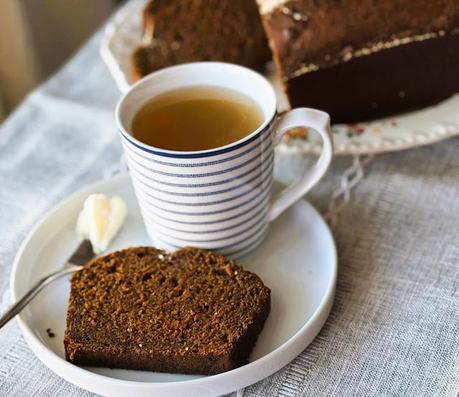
[131,0,271,80]
[64,247,270,375]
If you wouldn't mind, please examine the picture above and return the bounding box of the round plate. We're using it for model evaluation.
[11,173,336,397]
[100,0,459,156]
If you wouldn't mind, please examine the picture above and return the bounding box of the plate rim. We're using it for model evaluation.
[10,173,337,396]
[277,114,459,156]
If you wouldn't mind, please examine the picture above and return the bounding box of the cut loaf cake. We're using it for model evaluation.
[257,0,459,122]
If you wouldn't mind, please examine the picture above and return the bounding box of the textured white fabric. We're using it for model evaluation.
[1,8,459,397]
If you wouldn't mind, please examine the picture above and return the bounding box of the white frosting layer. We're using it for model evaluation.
[77,194,127,254]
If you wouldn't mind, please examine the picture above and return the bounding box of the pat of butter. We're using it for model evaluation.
[77,194,127,254]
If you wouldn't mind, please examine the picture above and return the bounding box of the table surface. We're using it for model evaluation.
[0,5,458,397]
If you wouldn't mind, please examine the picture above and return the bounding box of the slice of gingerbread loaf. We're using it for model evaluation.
[64,247,270,375]
[131,0,271,81]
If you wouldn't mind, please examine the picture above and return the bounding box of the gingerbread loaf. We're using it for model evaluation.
[64,247,270,375]
[257,0,459,122]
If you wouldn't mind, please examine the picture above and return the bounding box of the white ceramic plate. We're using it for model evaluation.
[11,173,337,397]
[100,0,459,156]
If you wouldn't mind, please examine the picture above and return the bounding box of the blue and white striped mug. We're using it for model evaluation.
[116,62,333,258]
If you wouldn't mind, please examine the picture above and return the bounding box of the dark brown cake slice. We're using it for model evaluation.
[64,247,270,375]
[131,0,271,81]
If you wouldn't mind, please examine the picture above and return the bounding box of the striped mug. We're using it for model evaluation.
[116,62,333,258]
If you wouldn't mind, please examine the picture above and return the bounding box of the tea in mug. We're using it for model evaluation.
[131,86,264,151]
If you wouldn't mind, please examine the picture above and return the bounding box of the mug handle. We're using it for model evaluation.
[268,108,334,222]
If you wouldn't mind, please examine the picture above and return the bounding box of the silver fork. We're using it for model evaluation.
[0,240,95,329]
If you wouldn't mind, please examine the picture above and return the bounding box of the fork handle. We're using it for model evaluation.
[0,264,81,329]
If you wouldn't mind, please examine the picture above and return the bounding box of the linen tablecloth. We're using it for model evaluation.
[1,17,459,397]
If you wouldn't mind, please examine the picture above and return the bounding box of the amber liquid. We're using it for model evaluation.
[131,86,264,151]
